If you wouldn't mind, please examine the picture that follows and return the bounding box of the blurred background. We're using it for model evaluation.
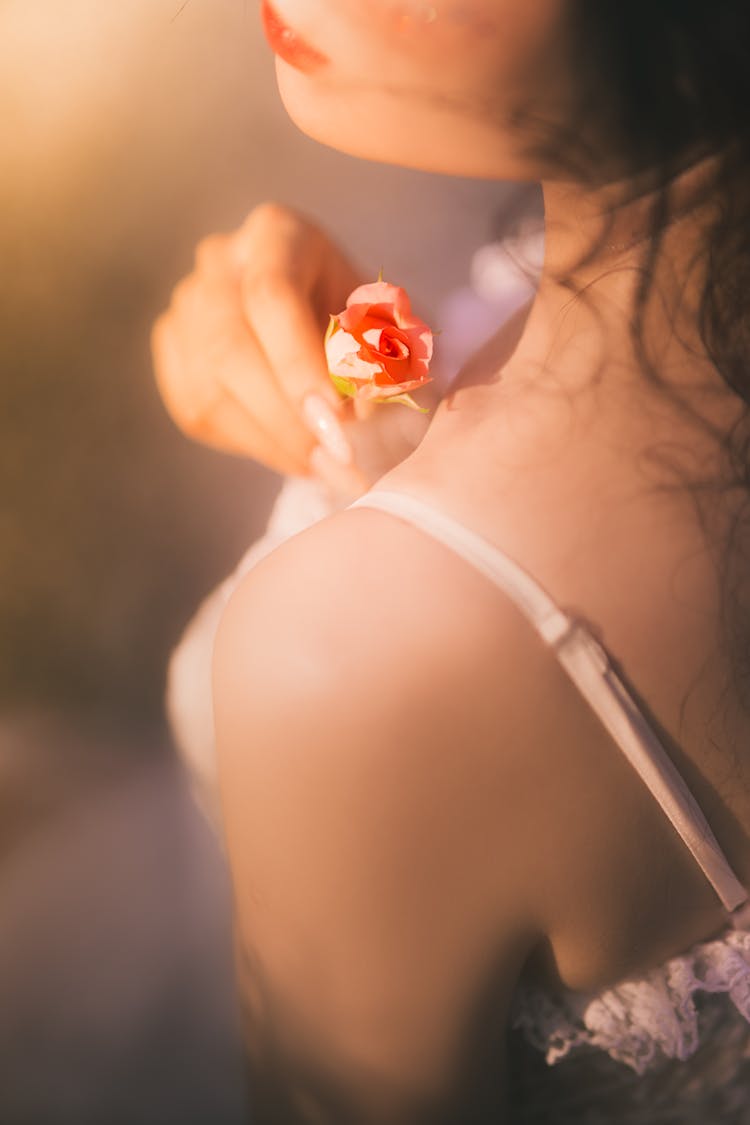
[0,1,536,1120]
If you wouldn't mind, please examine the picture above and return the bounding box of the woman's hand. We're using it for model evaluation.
[150,203,439,494]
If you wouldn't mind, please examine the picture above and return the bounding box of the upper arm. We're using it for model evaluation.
[212,508,543,1121]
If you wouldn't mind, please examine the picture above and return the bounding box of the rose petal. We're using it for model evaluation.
[326,330,375,378]
[356,375,432,400]
[361,325,409,351]
[324,326,360,370]
[327,279,435,411]
[342,354,384,383]
[344,281,414,323]
[361,330,412,381]
[325,327,381,383]
[359,347,410,386]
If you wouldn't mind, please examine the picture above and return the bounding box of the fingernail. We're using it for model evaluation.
[302,393,353,466]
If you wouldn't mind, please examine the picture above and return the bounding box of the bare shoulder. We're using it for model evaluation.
[212,487,739,1021]
[211,496,557,922]
[211,505,554,1113]
[213,493,573,869]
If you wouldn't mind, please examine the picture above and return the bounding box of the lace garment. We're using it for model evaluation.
[511,929,750,1077]
[166,473,750,1119]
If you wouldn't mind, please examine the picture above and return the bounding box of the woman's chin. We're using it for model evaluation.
[275,65,530,180]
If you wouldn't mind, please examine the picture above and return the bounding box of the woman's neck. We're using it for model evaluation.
[540,149,720,276]
[502,152,741,436]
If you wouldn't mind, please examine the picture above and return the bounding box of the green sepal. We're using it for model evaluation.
[329,372,357,398]
[371,392,431,413]
[324,314,339,346]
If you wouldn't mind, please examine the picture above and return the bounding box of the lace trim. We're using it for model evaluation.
[511,927,750,1075]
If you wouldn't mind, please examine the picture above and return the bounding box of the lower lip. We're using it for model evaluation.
[260,0,330,74]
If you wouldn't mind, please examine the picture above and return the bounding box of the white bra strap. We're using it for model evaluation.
[349,489,573,645]
[555,623,749,914]
[348,487,750,917]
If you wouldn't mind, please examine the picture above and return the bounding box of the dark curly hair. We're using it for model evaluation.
[499,1,750,716]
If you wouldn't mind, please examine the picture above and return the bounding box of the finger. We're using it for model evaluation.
[150,313,207,430]
[231,202,309,272]
[230,209,344,414]
[193,392,312,476]
[240,272,347,420]
[213,320,322,466]
[153,292,317,472]
[194,233,237,281]
[165,268,321,465]
[152,306,236,436]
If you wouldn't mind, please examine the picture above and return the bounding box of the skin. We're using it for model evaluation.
[212,3,750,1120]
[273,0,570,177]
[273,0,741,429]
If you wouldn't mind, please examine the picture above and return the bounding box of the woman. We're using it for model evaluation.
[151,1,750,1120]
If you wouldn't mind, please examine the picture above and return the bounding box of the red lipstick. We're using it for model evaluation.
[260,0,330,74]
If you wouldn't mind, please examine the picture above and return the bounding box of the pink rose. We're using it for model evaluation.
[324,279,434,412]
